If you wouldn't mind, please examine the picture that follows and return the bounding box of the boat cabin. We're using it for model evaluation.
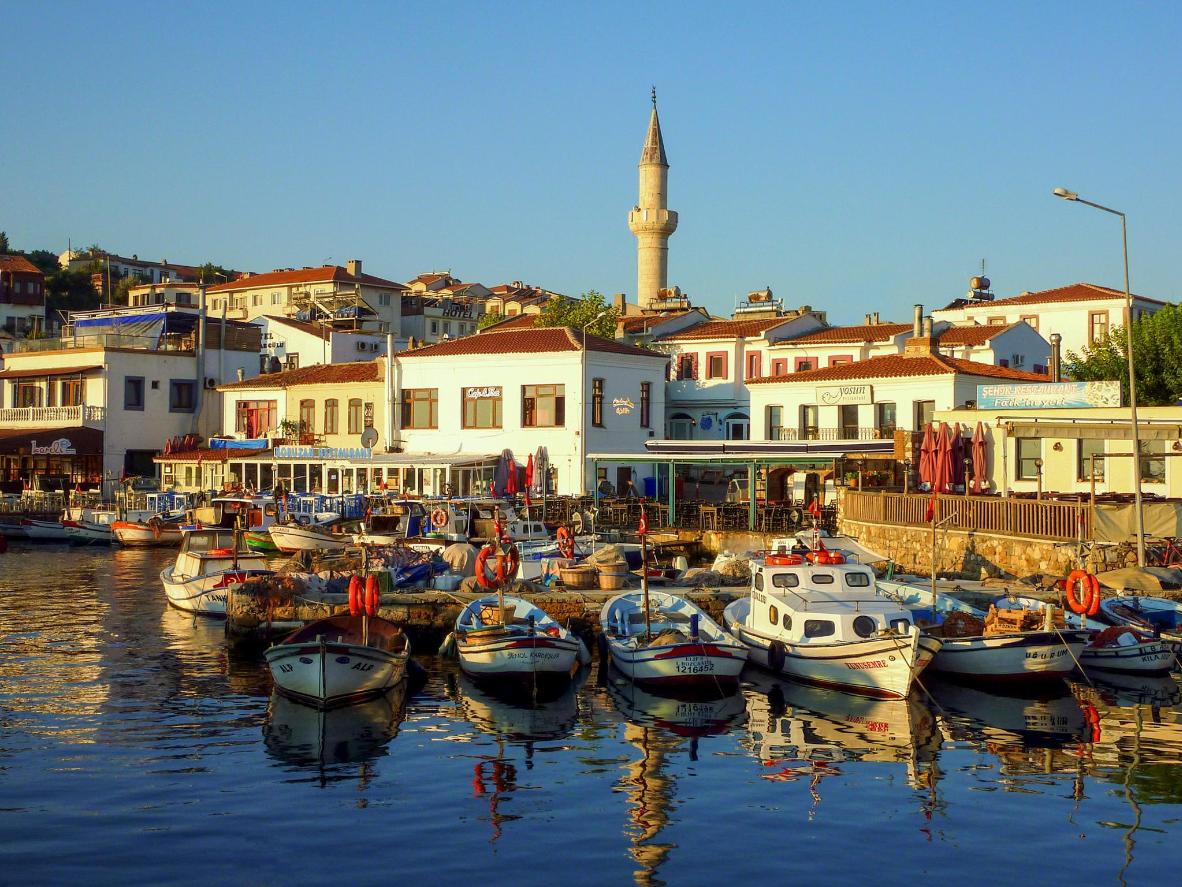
[180,528,253,557]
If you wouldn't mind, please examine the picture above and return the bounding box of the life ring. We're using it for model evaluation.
[1082,701,1102,743]
[348,574,363,617]
[556,526,575,559]
[768,640,787,673]
[1066,570,1100,616]
[430,508,449,530]
[766,554,803,566]
[364,574,380,616]
[475,542,522,589]
[208,547,234,557]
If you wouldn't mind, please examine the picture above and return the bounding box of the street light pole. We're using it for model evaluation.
[580,311,608,496]
[1053,187,1145,567]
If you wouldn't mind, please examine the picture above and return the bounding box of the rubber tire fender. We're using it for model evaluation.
[767,640,787,673]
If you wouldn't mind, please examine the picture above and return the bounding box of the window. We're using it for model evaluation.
[771,358,788,376]
[299,399,315,434]
[810,573,835,584]
[1016,437,1041,480]
[915,400,935,429]
[285,354,299,371]
[828,355,853,367]
[853,615,877,638]
[1140,440,1166,483]
[668,413,694,440]
[768,604,779,625]
[1089,311,1109,343]
[15,381,42,408]
[347,398,363,434]
[706,351,727,379]
[640,382,651,428]
[235,399,278,436]
[272,291,282,305]
[746,352,762,380]
[252,293,262,307]
[771,573,800,588]
[794,357,815,372]
[430,321,438,335]
[61,379,83,407]
[169,380,196,413]
[401,388,438,429]
[987,316,1006,326]
[463,386,502,429]
[592,378,604,427]
[124,376,145,411]
[845,572,871,588]
[442,322,451,337]
[324,399,339,434]
[804,620,836,638]
[1020,314,1038,331]
[766,405,783,440]
[675,354,698,380]
[876,402,896,437]
[800,404,818,439]
[523,384,565,427]
[379,293,390,307]
[839,404,859,439]
[1078,439,1105,482]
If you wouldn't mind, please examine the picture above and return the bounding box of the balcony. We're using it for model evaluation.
[0,405,106,428]
[776,426,889,441]
[13,332,196,354]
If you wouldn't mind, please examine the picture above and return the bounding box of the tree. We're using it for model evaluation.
[1066,303,1182,406]
[477,311,504,330]
[0,231,9,253]
[114,275,146,305]
[533,290,619,338]
[45,269,99,313]
[197,262,236,284]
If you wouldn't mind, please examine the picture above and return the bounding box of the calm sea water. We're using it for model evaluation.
[2,545,1181,886]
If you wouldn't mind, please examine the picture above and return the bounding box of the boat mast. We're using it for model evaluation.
[640,501,651,641]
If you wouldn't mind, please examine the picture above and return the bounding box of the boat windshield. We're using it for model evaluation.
[184,531,240,553]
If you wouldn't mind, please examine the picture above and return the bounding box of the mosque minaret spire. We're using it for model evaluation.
[628,88,678,310]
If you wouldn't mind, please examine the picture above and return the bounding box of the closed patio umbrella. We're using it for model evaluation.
[533,447,548,496]
[918,423,936,489]
[505,453,518,495]
[523,454,534,506]
[971,422,988,494]
[950,423,965,489]
[932,422,953,494]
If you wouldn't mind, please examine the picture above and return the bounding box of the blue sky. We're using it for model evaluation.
[3,2,1180,321]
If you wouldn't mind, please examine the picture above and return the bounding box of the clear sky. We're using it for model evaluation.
[3,2,1180,321]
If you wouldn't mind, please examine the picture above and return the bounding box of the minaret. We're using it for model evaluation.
[628,89,678,310]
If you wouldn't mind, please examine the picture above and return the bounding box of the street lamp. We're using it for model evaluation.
[581,310,609,496]
[1053,187,1145,566]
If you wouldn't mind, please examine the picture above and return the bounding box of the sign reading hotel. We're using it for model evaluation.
[817,384,873,405]
[976,381,1122,410]
[275,446,374,460]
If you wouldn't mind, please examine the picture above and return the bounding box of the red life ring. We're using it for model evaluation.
[556,526,575,559]
[766,554,803,566]
[475,542,522,589]
[208,547,234,557]
[1066,570,1100,616]
[348,575,363,617]
[364,574,380,616]
[430,508,449,530]
[1082,701,1102,743]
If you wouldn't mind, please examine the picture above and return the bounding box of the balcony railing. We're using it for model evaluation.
[0,405,106,427]
[13,332,195,353]
[776,426,890,441]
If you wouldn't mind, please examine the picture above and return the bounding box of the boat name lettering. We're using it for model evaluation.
[464,386,501,399]
[275,446,375,460]
[31,438,77,456]
[278,663,294,673]
[845,660,886,669]
[351,662,374,672]
[507,651,560,660]
[1025,648,1068,660]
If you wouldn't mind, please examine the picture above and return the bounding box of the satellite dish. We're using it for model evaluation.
[360,428,378,448]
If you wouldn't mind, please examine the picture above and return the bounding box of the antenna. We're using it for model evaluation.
[651,85,657,106]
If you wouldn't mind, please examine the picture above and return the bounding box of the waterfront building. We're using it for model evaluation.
[0,304,260,487]
[931,282,1165,360]
[126,280,202,308]
[400,293,483,344]
[0,254,47,342]
[255,315,390,372]
[204,260,404,334]
[58,250,209,302]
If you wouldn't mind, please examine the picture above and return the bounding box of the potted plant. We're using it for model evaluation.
[272,418,300,445]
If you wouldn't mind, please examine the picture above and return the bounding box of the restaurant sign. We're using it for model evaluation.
[31,438,77,456]
[274,446,374,460]
[976,381,1122,410]
[817,384,873,405]
[612,397,635,415]
[465,386,502,399]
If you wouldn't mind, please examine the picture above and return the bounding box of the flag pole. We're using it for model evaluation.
[639,500,651,642]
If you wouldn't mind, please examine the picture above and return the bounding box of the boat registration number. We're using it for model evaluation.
[675,658,715,674]
[1025,648,1068,661]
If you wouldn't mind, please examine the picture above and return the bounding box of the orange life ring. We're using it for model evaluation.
[1082,701,1102,743]
[1066,570,1100,616]
[766,554,803,566]
[430,508,449,530]
[208,547,234,557]
[556,526,575,559]
[475,542,522,589]
[348,575,363,617]
[364,574,380,616]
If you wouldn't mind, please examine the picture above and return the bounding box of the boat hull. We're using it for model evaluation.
[21,519,70,541]
[65,523,113,545]
[266,639,408,708]
[113,521,183,547]
[160,565,267,616]
[269,524,350,553]
[928,631,1089,680]
[458,634,582,685]
[1079,639,1175,674]
[605,638,747,688]
[244,531,280,553]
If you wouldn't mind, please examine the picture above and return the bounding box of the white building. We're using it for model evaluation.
[255,315,390,373]
[399,294,484,344]
[654,312,827,440]
[0,305,261,487]
[932,282,1166,361]
[934,321,1050,371]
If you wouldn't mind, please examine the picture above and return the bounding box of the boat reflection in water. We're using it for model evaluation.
[263,679,412,780]
[930,678,1088,746]
[1079,672,1182,709]
[457,672,582,742]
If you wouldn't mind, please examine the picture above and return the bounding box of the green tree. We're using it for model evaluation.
[24,249,61,276]
[45,269,99,313]
[1066,303,1182,405]
[0,231,9,253]
[197,262,236,284]
[534,290,619,338]
[114,274,146,305]
[477,311,504,330]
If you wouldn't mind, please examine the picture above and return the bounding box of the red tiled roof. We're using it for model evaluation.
[936,323,1019,346]
[264,315,331,341]
[208,265,406,292]
[0,254,44,275]
[658,315,801,342]
[953,282,1166,309]
[218,360,382,390]
[619,311,697,333]
[749,353,1050,384]
[402,327,662,359]
[774,322,911,345]
[479,313,538,332]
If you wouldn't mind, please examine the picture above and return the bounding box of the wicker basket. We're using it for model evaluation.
[598,571,629,591]
[560,565,598,589]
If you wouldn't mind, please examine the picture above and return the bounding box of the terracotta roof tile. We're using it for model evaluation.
[748,353,1050,384]
[620,311,696,333]
[0,254,44,275]
[263,315,331,341]
[479,313,538,332]
[402,327,662,359]
[936,323,1020,346]
[218,361,382,390]
[208,265,406,292]
[774,322,911,345]
[658,315,801,342]
[946,282,1166,310]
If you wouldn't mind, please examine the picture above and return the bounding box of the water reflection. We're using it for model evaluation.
[458,673,581,741]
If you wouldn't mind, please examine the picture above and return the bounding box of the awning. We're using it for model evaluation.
[1002,420,1182,441]
[0,426,104,455]
[0,365,102,380]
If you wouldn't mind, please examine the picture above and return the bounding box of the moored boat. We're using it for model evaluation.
[1097,595,1182,651]
[268,518,354,554]
[65,509,117,545]
[160,528,270,615]
[21,518,70,542]
[113,517,184,547]
[601,591,748,689]
[244,529,280,553]
[265,613,410,708]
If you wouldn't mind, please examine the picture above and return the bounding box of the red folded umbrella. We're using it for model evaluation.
[918,423,935,489]
[505,455,518,495]
[971,422,987,494]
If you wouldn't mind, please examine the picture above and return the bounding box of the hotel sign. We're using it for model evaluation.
[275,446,374,460]
[976,381,1122,410]
[31,438,77,456]
[817,384,873,405]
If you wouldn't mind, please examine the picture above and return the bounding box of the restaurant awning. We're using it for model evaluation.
[1001,420,1182,441]
[0,365,103,380]
[0,426,104,455]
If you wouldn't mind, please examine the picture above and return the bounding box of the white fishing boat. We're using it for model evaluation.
[453,594,589,688]
[725,555,940,699]
[21,518,70,542]
[1097,595,1182,651]
[113,517,185,547]
[265,613,410,708]
[268,516,354,553]
[159,528,271,615]
[65,508,117,545]
[600,591,748,689]
[878,582,1088,682]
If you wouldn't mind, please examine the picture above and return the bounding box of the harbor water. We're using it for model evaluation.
[2,545,1181,885]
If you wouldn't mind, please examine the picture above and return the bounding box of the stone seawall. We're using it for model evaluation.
[837,517,1135,579]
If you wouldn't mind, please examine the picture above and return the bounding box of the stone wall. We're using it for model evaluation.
[838,516,1135,579]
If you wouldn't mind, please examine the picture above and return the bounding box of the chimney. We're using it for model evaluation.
[1050,333,1062,382]
[913,304,923,338]
[613,293,627,312]
[347,259,362,277]
[864,313,872,325]
[905,315,940,356]
[236,367,245,382]
[873,312,880,324]
[923,316,934,338]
